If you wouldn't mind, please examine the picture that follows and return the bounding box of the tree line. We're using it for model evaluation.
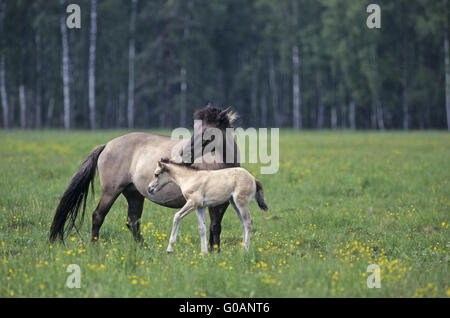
[0,0,449,130]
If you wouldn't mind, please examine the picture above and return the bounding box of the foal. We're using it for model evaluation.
[148,158,268,254]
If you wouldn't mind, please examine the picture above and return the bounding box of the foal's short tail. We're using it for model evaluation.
[255,179,268,211]
[49,144,106,242]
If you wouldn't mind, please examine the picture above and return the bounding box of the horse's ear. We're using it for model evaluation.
[157,161,163,168]
[219,107,238,126]
[219,106,231,117]
[227,111,238,124]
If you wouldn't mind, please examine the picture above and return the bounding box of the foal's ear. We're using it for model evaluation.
[157,161,163,168]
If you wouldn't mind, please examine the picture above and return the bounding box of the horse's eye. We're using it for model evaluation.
[155,173,159,177]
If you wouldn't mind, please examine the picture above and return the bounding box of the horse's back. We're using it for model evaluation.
[97,132,179,195]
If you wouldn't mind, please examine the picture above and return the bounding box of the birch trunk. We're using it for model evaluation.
[35,33,42,129]
[268,55,280,127]
[250,69,258,127]
[376,99,385,130]
[119,88,125,128]
[0,0,8,129]
[60,0,71,130]
[445,0,450,130]
[402,62,409,130]
[349,99,356,130]
[292,45,301,129]
[316,73,324,129]
[331,105,337,129]
[180,67,187,127]
[0,55,8,129]
[370,46,384,130]
[47,97,54,127]
[260,79,268,127]
[127,0,137,129]
[88,0,97,129]
[19,84,26,128]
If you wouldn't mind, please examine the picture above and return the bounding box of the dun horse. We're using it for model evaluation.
[49,105,239,251]
[148,158,268,254]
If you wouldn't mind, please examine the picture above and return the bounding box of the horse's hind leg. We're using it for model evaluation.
[91,191,121,242]
[208,202,229,252]
[231,197,252,251]
[230,198,244,231]
[123,187,145,243]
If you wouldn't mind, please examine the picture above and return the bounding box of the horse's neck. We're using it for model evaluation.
[168,165,198,186]
[215,133,239,164]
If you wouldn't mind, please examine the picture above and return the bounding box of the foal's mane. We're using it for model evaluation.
[160,157,201,170]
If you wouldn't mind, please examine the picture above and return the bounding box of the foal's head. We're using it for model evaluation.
[180,103,238,164]
[147,160,171,195]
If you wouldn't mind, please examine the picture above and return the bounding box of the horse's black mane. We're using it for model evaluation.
[160,157,201,170]
[193,103,237,129]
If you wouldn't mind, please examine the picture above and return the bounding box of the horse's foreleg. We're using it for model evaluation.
[123,188,145,243]
[195,207,208,254]
[208,202,229,252]
[91,191,120,242]
[167,200,195,252]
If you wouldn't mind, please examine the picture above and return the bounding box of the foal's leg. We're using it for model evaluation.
[195,207,208,254]
[230,199,244,231]
[167,200,196,252]
[240,205,253,251]
[231,196,253,251]
[123,188,145,243]
[91,191,121,242]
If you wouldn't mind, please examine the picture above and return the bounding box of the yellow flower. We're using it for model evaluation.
[131,279,138,285]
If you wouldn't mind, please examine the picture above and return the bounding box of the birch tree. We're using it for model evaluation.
[127,0,137,129]
[60,0,71,130]
[445,0,450,130]
[19,84,26,128]
[35,33,42,129]
[291,0,301,129]
[88,0,97,129]
[0,55,7,129]
[0,0,8,129]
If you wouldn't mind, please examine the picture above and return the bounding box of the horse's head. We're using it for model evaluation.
[180,103,238,164]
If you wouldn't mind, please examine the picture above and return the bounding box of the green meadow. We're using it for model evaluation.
[0,130,448,297]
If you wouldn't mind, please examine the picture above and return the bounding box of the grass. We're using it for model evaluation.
[0,129,449,297]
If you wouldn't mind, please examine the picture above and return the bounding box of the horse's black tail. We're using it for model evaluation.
[255,179,268,211]
[49,145,106,242]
